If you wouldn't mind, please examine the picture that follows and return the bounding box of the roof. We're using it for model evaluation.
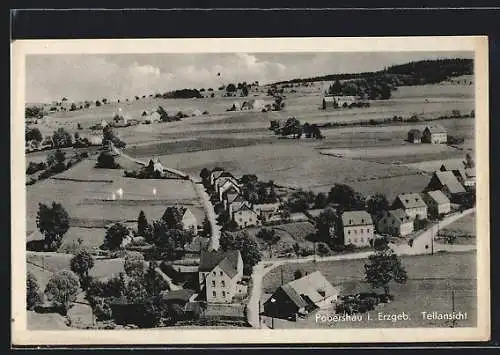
[253,202,280,211]
[161,289,196,303]
[434,171,466,194]
[233,202,258,215]
[279,271,340,308]
[408,129,422,136]
[199,250,240,278]
[425,124,447,134]
[441,162,465,172]
[389,209,414,223]
[395,193,427,209]
[323,97,335,102]
[341,211,373,226]
[426,190,451,205]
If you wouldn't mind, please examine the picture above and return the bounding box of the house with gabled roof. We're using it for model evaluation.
[423,190,451,218]
[341,211,374,247]
[264,271,341,320]
[422,124,447,144]
[231,203,260,229]
[440,162,475,188]
[252,201,281,222]
[209,167,225,185]
[377,209,414,237]
[180,207,198,235]
[217,177,241,201]
[426,171,467,202]
[222,186,241,210]
[392,193,428,220]
[198,250,243,304]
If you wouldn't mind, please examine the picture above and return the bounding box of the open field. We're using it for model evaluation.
[26,157,205,238]
[135,143,429,200]
[262,251,476,328]
[27,311,70,330]
[441,212,476,236]
[320,144,462,164]
[26,251,125,281]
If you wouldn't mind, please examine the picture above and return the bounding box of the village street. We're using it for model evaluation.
[246,208,476,329]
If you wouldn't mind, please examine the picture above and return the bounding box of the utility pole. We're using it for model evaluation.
[280,268,284,286]
[258,301,262,328]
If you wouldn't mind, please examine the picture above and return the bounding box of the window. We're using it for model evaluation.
[221,280,225,288]
[222,291,226,297]
[212,271,216,276]
[348,230,351,235]
[220,271,223,276]
[354,229,358,235]
[361,229,364,233]
[213,291,216,297]
[211,280,215,287]
[354,238,358,243]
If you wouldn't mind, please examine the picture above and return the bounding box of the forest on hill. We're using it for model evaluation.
[274,58,473,100]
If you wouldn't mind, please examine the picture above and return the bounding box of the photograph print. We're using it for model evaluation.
[12,36,489,345]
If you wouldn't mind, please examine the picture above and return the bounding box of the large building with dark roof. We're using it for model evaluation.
[198,250,244,304]
[264,271,341,320]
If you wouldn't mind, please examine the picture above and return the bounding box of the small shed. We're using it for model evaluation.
[407,129,422,144]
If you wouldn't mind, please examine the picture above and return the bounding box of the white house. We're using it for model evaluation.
[209,168,226,186]
[228,196,252,216]
[198,250,244,304]
[392,193,428,220]
[222,187,241,211]
[181,207,198,235]
[232,203,260,229]
[377,209,414,237]
[263,271,341,319]
[422,124,447,144]
[424,190,451,218]
[341,211,374,247]
[322,95,357,109]
[217,177,241,201]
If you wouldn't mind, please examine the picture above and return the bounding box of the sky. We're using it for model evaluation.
[26,51,473,104]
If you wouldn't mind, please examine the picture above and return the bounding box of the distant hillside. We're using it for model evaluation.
[272,58,473,87]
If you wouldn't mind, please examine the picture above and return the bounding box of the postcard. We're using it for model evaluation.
[11,36,490,345]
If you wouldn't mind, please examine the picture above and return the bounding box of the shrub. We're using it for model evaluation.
[317,242,330,256]
[26,161,46,175]
[95,151,121,169]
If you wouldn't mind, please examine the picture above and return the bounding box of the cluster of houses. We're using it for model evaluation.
[207,168,282,229]
[408,124,448,144]
[339,161,475,247]
[229,99,274,112]
[322,95,366,109]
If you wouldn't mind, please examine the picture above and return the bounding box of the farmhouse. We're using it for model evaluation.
[160,289,197,310]
[407,129,422,144]
[426,171,466,202]
[209,168,226,185]
[422,124,447,144]
[181,207,198,235]
[341,211,374,247]
[263,271,341,320]
[440,163,475,187]
[241,99,270,111]
[222,187,241,210]
[424,190,451,218]
[252,202,281,222]
[231,203,260,229]
[322,95,357,109]
[216,177,241,201]
[377,209,415,237]
[392,193,428,220]
[198,250,244,304]
[228,196,252,216]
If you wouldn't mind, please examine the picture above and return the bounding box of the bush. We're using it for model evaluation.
[95,152,121,169]
[317,242,330,256]
[26,161,46,175]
